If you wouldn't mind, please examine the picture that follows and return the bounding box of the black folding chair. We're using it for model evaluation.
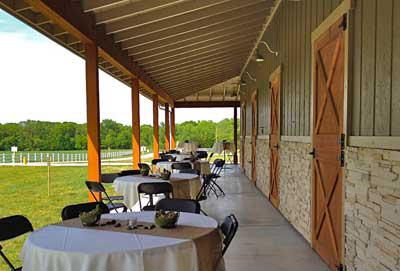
[195,174,214,215]
[118,170,141,176]
[85,181,127,213]
[155,198,200,214]
[208,159,226,197]
[179,168,199,175]
[138,163,152,173]
[196,151,208,160]
[101,173,125,201]
[61,202,109,221]
[220,214,239,255]
[161,154,174,161]
[137,182,173,211]
[0,215,33,271]
[171,162,192,172]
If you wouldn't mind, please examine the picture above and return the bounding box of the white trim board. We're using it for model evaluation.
[348,137,400,151]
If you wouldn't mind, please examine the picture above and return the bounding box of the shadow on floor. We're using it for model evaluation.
[202,165,328,271]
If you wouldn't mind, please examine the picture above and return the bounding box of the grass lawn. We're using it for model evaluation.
[0,165,132,269]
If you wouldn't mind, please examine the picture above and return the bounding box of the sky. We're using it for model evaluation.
[0,10,235,126]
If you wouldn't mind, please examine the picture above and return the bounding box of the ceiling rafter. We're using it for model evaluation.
[112,0,271,42]
[105,0,260,34]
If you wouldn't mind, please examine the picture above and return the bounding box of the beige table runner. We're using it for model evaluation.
[54,218,223,271]
[139,175,201,200]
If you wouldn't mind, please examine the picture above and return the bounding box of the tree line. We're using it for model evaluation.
[0,119,239,151]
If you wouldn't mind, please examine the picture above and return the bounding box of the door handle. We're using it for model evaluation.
[309,148,316,158]
[273,144,279,149]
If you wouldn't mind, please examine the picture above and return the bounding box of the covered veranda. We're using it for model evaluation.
[4,0,398,271]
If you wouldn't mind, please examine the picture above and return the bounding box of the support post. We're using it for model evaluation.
[132,78,140,169]
[85,42,101,201]
[234,106,238,164]
[171,107,176,149]
[165,103,170,152]
[153,94,159,159]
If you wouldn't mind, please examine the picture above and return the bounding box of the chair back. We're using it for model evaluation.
[138,163,151,172]
[118,170,141,177]
[220,214,239,255]
[161,154,173,161]
[0,215,33,242]
[212,159,225,176]
[101,173,118,183]
[155,198,200,214]
[61,202,109,221]
[179,169,199,175]
[0,215,33,271]
[171,162,192,170]
[137,182,173,211]
[196,151,208,159]
[151,158,168,165]
[85,181,121,213]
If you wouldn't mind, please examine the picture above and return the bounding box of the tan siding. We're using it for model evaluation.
[351,0,362,135]
[375,0,393,136]
[237,0,400,137]
[393,0,400,135]
[360,0,376,135]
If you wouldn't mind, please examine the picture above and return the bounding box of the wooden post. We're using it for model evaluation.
[85,42,101,202]
[131,78,140,169]
[234,106,238,164]
[153,94,159,159]
[165,103,170,152]
[171,107,176,149]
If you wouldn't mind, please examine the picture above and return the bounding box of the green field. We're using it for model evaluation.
[0,165,132,270]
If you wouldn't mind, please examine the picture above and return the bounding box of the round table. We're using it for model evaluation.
[20,212,225,271]
[113,173,201,209]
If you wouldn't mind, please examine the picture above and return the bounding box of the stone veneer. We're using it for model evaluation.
[279,141,312,243]
[255,138,270,197]
[344,147,400,271]
[244,138,252,179]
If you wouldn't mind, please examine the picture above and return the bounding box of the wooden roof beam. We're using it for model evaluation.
[129,24,262,59]
[81,0,126,13]
[137,36,255,66]
[96,0,207,25]
[143,44,251,71]
[174,101,240,108]
[25,0,174,106]
[149,53,248,78]
[161,68,240,89]
[153,57,246,80]
[121,15,266,51]
[112,0,272,41]
[105,0,242,34]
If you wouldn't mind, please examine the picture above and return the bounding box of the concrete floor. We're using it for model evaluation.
[202,165,329,271]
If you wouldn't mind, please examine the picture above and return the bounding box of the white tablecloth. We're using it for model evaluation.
[156,161,189,172]
[21,212,221,271]
[157,161,210,175]
[114,173,200,209]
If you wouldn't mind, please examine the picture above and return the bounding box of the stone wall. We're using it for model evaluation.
[256,138,270,197]
[279,141,312,243]
[244,138,252,180]
[344,147,400,271]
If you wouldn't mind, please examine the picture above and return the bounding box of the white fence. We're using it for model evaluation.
[0,150,132,164]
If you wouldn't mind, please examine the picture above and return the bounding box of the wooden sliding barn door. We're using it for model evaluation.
[251,93,257,184]
[269,67,281,208]
[312,15,346,270]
